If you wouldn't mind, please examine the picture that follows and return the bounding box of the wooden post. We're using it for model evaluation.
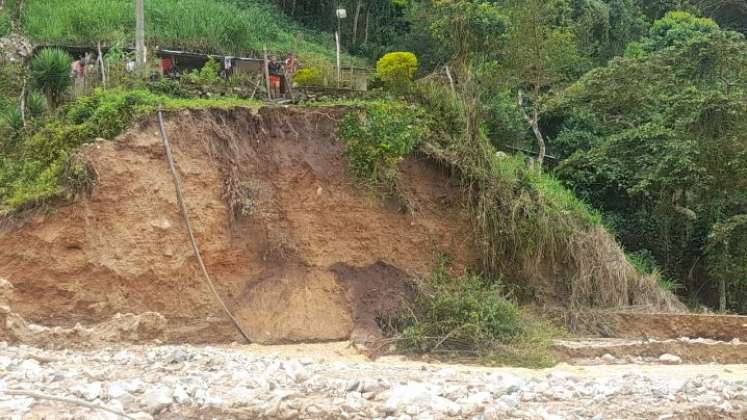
[97,41,107,87]
[263,47,271,100]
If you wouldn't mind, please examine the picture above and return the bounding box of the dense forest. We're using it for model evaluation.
[268,0,747,312]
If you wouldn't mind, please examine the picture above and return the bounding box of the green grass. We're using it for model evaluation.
[22,0,355,62]
[391,265,561,368]
[0,11,10,37]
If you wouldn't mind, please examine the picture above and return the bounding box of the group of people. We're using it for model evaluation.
[267,53,298,99]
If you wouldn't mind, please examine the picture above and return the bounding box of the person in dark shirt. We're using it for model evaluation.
[268,55,283,99]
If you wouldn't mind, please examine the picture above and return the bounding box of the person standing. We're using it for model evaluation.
[268,55,283,99]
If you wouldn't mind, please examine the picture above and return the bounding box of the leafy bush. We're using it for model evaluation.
[31,48,72,107]
[27,91,47,118]
[293,68,324,87]
[393,266,559,367]
[376,52,418,89]
[339,102,429,191]
[297,53,336,86]
[183,58,222,86]
[0,9,10,37]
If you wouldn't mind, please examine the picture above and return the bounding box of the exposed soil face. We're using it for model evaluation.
[0,106,475,344]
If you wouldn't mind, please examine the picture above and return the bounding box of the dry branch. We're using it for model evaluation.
[6,390,136,419]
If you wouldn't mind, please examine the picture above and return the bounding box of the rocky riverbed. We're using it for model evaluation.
[1,342,746,419]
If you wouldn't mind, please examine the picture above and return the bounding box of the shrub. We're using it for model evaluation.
[294,68,323,87]
[392,266,560,367]
[339,102,429,191]
[182,58,222,86]
[376,51,418,89]
[31,48,73,107]
[298,53,335,86]
[27,91,47,118]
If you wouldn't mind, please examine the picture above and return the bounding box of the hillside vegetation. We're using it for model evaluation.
[22,0,339,57]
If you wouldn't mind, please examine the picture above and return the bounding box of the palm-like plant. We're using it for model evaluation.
[31,48,72,108]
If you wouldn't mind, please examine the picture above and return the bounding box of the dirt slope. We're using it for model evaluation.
[0,106,475,344]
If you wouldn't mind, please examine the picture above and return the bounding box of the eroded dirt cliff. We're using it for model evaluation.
[0,106,475,344]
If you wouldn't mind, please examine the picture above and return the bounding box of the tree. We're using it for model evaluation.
[550,13,747,311]
[501,0,586,167]
[30,48,72,108]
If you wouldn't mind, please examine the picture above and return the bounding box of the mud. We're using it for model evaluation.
[0,107,474,344]
[553,337,747,365]
[609,312,747,340]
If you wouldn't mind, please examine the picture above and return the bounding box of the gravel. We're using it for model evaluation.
[1,342,746,419]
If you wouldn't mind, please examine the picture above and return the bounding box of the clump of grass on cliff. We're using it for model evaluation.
[0,87,261,213]
[338,101,431,193]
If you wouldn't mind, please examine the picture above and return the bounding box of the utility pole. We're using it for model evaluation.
[135,0,146,73]
[335,6,347,88]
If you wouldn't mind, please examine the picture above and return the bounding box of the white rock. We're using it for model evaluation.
[72,382,103,401]
[488,373,524,395]
[141,386,173,414]
[382,383,459,416]
[107,382,129,400]
[173,385,190,404]
[659,354,682,364]
[601,354,617,363]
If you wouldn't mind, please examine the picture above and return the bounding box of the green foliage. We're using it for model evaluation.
[182,58,222,86]
[376,51,418,90]
[0,87,261,212]
[0,106,23,147]
[428,0,508,64]
[30,48,72,107]
[626,10,719,54]
[550,13,747,311]
[27,91,47,118]
[293,68,324,87]
[409,80,680,312]
[0,62,24,100]
[572,0,648,62]
[394,265,559,368]
[400,269,523,350]
[339,101,429,191]
[0,8,11,37]
[23,0,350,60]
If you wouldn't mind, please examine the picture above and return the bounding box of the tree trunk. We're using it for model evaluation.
[720,277,727,313]
[352,0,363,46]
[518,90,546,168]
[444,65,455,94]
[363,8,370,45]
[135,0,146,73]
[19,76,26,127]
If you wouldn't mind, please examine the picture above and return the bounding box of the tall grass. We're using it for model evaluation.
[410,79,683,311]
[23,0,347,59]
[0,10,10,37]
